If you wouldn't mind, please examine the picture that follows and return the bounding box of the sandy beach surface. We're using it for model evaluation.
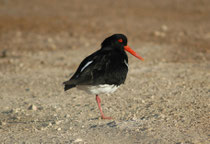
[0,0,209,143]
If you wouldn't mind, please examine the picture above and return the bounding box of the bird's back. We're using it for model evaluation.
[64,48,128,91]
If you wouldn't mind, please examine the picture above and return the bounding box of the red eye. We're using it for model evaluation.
[118,39,123,43]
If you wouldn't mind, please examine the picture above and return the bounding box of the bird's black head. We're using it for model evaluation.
[101,34,128,48]
[101,34,144,61]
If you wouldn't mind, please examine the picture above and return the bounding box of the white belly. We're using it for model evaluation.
[76,84,119,95]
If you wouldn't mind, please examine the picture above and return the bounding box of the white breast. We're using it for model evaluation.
[77,84,119,95]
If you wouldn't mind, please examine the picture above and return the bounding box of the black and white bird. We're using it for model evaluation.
[63,34,144,119]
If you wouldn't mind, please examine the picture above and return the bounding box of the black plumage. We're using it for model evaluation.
[64,34,128,91]
[63,34,144,119]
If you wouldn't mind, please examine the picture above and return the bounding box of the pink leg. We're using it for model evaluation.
[96,95,112,119]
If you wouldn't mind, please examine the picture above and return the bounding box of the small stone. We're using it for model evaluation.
[50,43,57,50]
[65,114,70,118]
[153,31,166,37]
[0,121,6,126]
[161,25,168,31]
[132,115,138,121]
[11,108,19,114]
[52,120,62,125]
[74,138,83,143]
[19,63,24,68]
[57,127,61,131]
[40,127,47,131]
[28,104,37,111]
[47,38,53,43]
[160,114,166,119]
[16,116,21,120]
[47,38,57,50]
[55,120,62,125]
[48,122,52,127]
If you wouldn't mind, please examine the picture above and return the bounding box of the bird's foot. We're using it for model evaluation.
[101,115,112,120]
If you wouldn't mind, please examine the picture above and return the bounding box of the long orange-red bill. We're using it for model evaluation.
[124,45,144,61]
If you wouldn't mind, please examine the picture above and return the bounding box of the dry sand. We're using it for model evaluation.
[0,0,209,143]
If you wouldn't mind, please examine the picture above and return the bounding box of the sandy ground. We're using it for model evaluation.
[0,0,210,143]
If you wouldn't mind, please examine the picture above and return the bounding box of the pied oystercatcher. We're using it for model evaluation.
[63,34,144,119]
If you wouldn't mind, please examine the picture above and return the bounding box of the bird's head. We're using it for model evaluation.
[101,34,144,61]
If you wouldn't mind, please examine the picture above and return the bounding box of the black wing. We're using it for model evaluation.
[63,48,128,91]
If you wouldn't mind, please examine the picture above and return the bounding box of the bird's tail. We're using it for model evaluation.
[63,81,76,91]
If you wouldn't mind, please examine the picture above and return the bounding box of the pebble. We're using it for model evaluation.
[65,114,70,118]
[47,38,57,50]
[74,138,83,143]
[48,122,52,127]
[28,104,37,111]
[153,31,166,37]
[161,25,168,31]
[11,108,19,114]
[160,114,166,119]
[14,116,21,120]
[57,127,61,131]
[40,127,47,131]
[19,63,24,68]
[52,120,62,125]
[55,120,62,125]
[0,121,6,126]
[132,115,138,121]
